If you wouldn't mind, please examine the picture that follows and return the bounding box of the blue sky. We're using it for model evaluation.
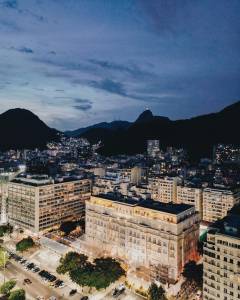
[0,0,240,130]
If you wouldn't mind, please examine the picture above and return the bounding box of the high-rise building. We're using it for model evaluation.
[202,187,240,223]
[203,206,240,300]
[148,176,182,203]
[8,175,91,233]
[85,195,200,283]
[177,185,203,218]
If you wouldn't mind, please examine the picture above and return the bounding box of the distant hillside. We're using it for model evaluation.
[65,120,131,137]
[78,101,240,160]
[0,108,59,151]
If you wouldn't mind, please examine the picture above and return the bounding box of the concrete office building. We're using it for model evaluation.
[8,175,91,233]
[85,195,200,283]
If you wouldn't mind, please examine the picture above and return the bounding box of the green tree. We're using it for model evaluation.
[9,289,26,300]
[16,237,34,252]
[0,279,16,295]
[0,224,13,237]
[57,252,125,290]
[0,248,9,283]
[182,261,203,288]
[148,283,166,300]
[56,252,88,274]
[0,248,9,268]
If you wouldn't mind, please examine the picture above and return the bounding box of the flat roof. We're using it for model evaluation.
[11,175,88,187]
[97,193,193,215]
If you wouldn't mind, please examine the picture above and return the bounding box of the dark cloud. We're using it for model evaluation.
[74,98,92,105]
[10,46,34,54]
[88,59,152,78]
[89,79,127,96]
[1,0,18,9]
[18,47,34,54]
[73,103,92,111]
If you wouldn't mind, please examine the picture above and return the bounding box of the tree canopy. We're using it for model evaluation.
[148,283,166,300]
[0,224,13,237]
[0,279,16,295]
[0,248,9,269]
[16,237,35,252]
[57,252,125,290]
[182,261,203,288]
[9,289,26,300]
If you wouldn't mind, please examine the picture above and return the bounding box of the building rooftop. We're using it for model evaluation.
[11,174,87,186]
[97,193,193,215]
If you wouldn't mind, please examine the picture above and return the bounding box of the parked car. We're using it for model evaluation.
[69,289,77,296]
[23,278,32,285]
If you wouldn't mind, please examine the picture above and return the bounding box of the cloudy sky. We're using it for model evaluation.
[0,0,239,130]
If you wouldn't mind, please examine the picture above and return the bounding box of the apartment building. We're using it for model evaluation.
[85,194,200,283]
[8,175,91,232]
[203,206,240,300]
[177,185,203,218]
[148,176,182,203]
[202,187,240,223]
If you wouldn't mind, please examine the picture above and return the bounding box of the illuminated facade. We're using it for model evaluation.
[148,176,181,203]
[85,195,200,283]
[177,185,203,218]
[202,188,240,223]
[203,207,240,300]
[8,175,91,232]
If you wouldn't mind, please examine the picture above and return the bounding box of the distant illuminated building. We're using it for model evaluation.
[147,140,160,158]
[148,176,182,203]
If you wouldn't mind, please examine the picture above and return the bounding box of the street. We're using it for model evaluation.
[1,260,80,300]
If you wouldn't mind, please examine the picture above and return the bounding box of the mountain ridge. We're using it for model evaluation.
[77,100,240,160]
[0,108,59,151]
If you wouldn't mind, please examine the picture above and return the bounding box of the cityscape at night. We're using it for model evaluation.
[0,1,240,300]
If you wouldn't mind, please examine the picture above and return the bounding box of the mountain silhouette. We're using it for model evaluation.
[78,101,240,161]
[0,108,59,151]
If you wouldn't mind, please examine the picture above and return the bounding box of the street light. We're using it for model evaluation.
[3,250,6,284]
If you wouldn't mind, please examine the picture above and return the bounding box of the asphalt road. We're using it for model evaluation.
[3,260,80,300]
[104,288,144,300]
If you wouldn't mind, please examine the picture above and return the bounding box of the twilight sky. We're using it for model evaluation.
[0,0,240,130]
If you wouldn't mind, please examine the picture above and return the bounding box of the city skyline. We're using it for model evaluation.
[0,0,240,130]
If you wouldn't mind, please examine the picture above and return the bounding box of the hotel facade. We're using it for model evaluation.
[85,195,200,283]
